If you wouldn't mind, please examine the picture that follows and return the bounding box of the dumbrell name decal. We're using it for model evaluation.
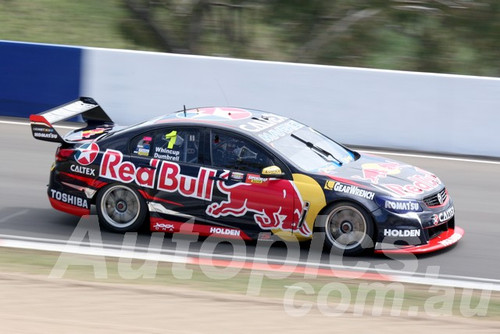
[99,149,216,201]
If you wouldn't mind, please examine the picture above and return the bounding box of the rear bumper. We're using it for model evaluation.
[47,168,94,217]
[48,194,90,216]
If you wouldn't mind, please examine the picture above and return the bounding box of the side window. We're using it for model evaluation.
[210,130,276,173]
[131,134,154,157]
[153,129,200,163]
[131,128,200,164]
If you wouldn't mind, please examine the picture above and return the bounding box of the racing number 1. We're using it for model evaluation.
[165,131,177,149]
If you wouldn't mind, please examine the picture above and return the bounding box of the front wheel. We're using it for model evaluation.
[315,202,375,256]
[96,184,147,233]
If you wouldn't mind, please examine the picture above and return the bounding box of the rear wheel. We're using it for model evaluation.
[96,184,147,233]
[315,202,374,256]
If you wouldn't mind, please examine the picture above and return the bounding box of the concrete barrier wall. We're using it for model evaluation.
[2,41,500,157]
[0,41,81,116]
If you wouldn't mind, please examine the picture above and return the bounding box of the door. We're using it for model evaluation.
[129,127,215,232]
[205,129,303,238]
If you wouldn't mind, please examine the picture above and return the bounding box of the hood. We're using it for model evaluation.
[320,154,443,199]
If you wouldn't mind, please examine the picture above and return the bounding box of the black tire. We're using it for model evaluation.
[315,202,375,256]
[96,184,147,233]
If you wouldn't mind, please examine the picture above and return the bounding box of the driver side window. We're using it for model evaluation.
[130,128,200,164]
[210,130,275,173]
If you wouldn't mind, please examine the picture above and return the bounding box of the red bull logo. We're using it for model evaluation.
[206,172,311,236]
[382,171,441,196]
[82,128,106,139]
[355,162,402,184]
[99,149,216,200]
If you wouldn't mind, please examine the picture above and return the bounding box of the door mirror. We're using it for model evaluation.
[261,166,285,178]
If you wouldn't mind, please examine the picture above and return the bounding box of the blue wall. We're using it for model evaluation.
[0,41,82,117]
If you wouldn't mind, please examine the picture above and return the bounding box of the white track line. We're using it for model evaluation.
[1,234,499,291]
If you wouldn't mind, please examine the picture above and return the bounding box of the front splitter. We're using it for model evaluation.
[374,227,464,255]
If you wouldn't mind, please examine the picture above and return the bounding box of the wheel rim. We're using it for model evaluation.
[325,205,368,251]
[100,185,140,229]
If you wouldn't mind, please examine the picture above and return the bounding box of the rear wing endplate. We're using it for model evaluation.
[29,97,113,143]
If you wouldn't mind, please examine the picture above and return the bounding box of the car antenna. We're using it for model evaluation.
[183,105,187,117]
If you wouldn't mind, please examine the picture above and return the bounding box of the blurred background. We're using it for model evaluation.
[1,3,500,332]
[1,0,500,77]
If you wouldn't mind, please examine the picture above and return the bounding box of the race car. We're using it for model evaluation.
[30,97,464,255]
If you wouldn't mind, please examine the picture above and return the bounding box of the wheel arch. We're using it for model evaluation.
[314,197,379,244]
[95,182,149,232]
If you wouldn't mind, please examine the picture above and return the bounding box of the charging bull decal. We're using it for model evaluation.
[206,172,311,236]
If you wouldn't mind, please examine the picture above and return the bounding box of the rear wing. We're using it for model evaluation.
[29,97,113,143]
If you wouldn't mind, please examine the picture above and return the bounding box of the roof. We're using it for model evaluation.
[106,107,305,147]
[151,107,295,135]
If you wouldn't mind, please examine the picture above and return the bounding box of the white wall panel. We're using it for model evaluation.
[81,47,500,157]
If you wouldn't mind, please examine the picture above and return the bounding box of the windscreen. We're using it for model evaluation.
[268,122,355,172]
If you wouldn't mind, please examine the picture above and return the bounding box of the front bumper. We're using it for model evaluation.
[373,193,462,254]
[374,226,464,254]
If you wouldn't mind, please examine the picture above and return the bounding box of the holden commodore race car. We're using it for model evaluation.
[30,97,464,255]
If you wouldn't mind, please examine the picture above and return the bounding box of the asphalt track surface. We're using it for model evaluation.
[1,118,500,283]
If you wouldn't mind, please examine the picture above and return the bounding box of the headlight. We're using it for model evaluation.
[375,197,422,213]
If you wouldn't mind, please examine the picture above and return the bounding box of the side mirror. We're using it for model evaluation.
[261,166,285,178]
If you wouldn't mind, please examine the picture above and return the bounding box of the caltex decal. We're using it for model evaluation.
[75,142,99,166]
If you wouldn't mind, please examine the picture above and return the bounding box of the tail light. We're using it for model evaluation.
[55,146,75,162]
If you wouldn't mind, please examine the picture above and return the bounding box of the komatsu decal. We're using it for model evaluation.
[384,199,421,212]
[33,130,58,139]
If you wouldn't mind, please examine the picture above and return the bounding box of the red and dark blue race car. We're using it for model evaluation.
[30,97,463,255]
